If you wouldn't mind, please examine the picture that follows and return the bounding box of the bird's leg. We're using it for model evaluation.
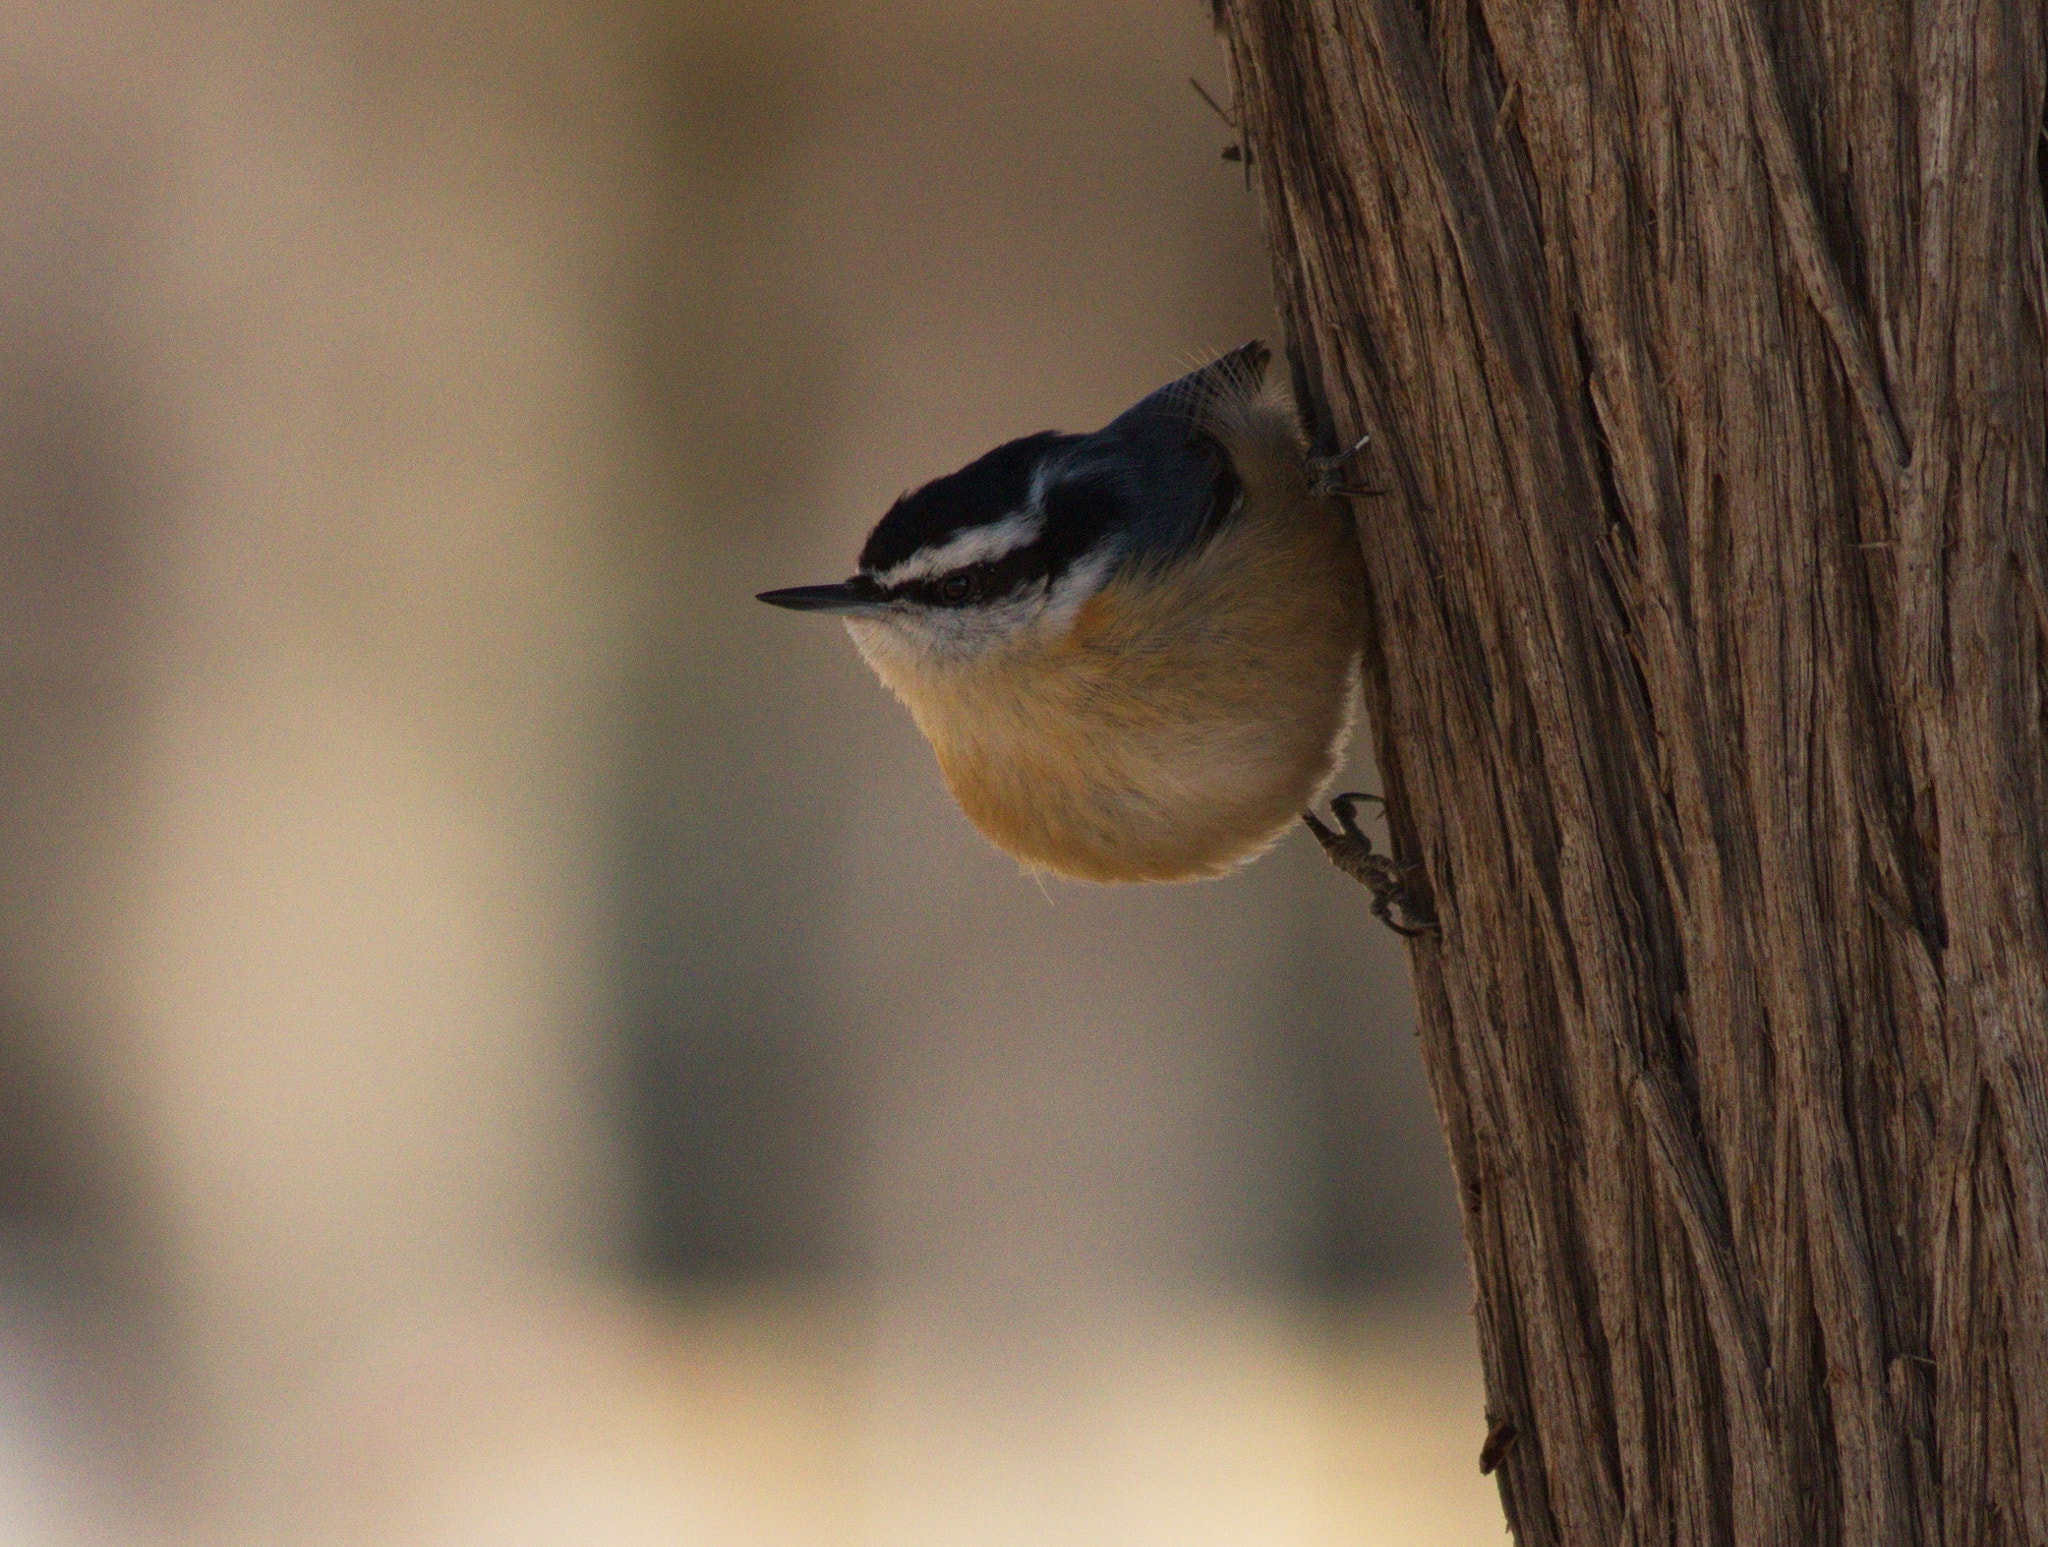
[1301,792,1390,888]
[1302,793,1439,937]
[1306,431,1386,499]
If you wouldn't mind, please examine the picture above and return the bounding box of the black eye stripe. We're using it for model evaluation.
[900,546,1051,608]
[929,560,1002,606]
[877,476,1133,609]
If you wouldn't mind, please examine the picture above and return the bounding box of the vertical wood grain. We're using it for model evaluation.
[1219,0,2048,1540]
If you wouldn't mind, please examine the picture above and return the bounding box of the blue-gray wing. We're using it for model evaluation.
[1106,340,1270,442]
[1065,341,1271,565]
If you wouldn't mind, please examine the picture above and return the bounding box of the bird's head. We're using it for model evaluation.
[759,345,1266,667]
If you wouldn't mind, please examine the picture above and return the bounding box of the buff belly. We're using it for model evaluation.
[857,489,1367,883]
[934,666,1360,882]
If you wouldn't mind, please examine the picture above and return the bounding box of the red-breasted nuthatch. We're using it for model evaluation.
[759,342,1366,883]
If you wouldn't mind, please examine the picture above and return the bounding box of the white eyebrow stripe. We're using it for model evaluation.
[870,511,1044,587]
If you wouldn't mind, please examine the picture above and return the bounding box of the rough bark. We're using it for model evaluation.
[1216,2,2048,1542]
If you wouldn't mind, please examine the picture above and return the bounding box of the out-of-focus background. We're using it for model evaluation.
[0,1,1503,1541]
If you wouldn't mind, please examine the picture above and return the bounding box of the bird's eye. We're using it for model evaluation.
[938,572,976,604]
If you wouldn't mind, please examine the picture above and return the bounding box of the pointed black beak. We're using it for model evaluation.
[756,579,884,615]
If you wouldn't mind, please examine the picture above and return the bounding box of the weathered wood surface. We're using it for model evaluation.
[1217,2,2048,1542]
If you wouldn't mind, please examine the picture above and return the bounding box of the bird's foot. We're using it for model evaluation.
[1306,431,1385,498]
[1302,792,1439,938]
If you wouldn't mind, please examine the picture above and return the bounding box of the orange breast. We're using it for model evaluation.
[924,486,1366,882]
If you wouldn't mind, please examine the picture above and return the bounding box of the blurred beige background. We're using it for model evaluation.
[0,0,1502,1541]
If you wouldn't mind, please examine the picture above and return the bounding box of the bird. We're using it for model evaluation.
[758,341,1367,884]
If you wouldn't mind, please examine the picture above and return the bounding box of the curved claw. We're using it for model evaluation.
[1302,794,1440,938]
[1328,791,1384,832]
[1307,432,1381,498]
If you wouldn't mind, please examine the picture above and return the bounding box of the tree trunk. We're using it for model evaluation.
[1216,2,2048,1542]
